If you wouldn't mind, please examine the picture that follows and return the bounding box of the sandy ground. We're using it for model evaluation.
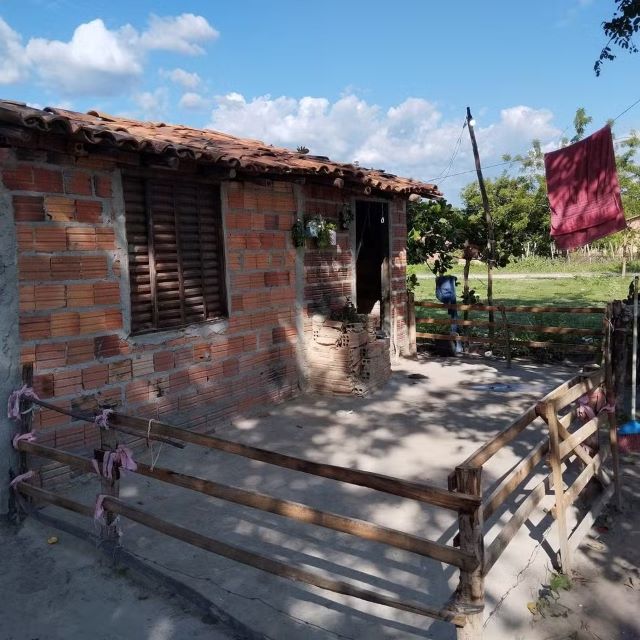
[1,354,637,639]
[0,517,237,640]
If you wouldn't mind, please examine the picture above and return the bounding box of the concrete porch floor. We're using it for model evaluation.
[10,355,590,639]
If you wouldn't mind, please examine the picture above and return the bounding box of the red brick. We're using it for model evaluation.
[43,196,75,221]
[54,369,82,396]
[50,256,81,280]
[66,227,96,250]
[95,227,115,250]
[174,346,193,369]
[108,359,131,383]
[81,256,107,278]
[51,311,80,337]
[33,373,54,398]
[33,167,63,193]
[21,345,36,365]
[193,344,210,361]
[34,284,66,310]
[154,350,174,372]
[16,225,34,250]
[75,200,102,223]
[93,175,112,198]
[79,310,106,334]
[63,170,92,195]
[131,353,154,377]
[66,338,94,364]
[35,343,66,369]
[20,316,50,340]
[13,195,45,221]
[126,379,150,404]
[38,403,70,429]
[2,165,34,190]
[66,283,94,308]
[82,364,109,390]
[19,255,51,281]
[104,309,122,330]
[19,285,35,312]
[169,370,189,394]
[264,271,290,287]
[222,358,239,377]
[94,334,121,358]
[92,282,120,304]
[34,226,67,252]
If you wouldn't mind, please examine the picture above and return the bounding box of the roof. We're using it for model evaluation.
[0,100,441,199]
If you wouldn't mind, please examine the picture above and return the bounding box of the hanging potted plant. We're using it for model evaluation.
[316,218,337,249]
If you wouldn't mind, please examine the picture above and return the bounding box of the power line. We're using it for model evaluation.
[431,119,467,181]
[612,96,640,124]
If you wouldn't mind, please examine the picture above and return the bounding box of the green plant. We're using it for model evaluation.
[406,273,419,293]
[340,203,353,230]
[291,218,305,248]
[315,218,337,249]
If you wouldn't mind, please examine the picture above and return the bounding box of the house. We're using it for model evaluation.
[0,100,440,504]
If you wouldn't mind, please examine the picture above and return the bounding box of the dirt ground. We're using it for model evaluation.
[521,454,640,640]
[1,355,638,640]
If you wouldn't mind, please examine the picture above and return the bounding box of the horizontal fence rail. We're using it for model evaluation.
[412,300,606,360]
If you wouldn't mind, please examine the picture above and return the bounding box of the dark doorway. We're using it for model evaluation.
[355,200,390,329]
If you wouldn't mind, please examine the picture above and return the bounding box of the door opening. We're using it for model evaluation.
[355,200,390,331]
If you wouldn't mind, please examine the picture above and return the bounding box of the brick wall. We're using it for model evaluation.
[390,198,410,354]
[2,148,301,485]
[302,184,353,331]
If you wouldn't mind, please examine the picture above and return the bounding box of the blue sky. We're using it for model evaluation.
[1,0,638,201]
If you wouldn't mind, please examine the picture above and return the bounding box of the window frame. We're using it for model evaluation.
[122,170,228,336]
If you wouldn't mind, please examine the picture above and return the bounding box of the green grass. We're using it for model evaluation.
[408,256,640,277]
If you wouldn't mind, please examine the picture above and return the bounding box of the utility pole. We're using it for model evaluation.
[466,107,496,338]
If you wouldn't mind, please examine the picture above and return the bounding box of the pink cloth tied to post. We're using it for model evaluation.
[544,126,627,250]
[576,387,615,423]
[94,494,107,521]
[94,408,114,430]
[92,444,137,479]
[12,431,36,450]
[7,385,40,421]
[9,470,34,490]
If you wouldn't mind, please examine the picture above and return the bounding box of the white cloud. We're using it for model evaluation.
[207,93,562,201]
[0,18,29,84]
[25,19,143,96]
[133,87,169,121]
[178,92,210,110]
[1,13,218,96]
[163,67,201,89]
[139,13,218,55]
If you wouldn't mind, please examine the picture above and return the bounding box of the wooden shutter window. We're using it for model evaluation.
[123,175,227,334]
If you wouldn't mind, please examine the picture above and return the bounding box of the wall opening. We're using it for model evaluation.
[355,200,390,331]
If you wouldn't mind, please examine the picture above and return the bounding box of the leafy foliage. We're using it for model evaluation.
[407,198,463,274]
[595,0,640,75]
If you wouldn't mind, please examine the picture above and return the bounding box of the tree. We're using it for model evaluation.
[407,198,463,275]
[595,0,640,75]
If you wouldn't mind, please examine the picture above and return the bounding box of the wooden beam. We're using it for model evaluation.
[482,439,548,522]
[561,453,601,510]
[18,440,476,570]
[558,419,599,459]
[539,401,571,574]
[109,413,481,513]
[483,476,549,575]
[417,316,602,336]
[415,301,604,314]
[550,375,603,411]
[29,398,185,449]
[17,483,465,624]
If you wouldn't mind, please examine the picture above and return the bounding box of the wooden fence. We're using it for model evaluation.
[10,363,481,636]
[408,297,607,364]
[9,349,622,639]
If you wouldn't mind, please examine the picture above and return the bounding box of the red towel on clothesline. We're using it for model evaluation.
[544,125,627,250]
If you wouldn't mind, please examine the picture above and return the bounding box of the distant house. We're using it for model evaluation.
[0,100,439,495]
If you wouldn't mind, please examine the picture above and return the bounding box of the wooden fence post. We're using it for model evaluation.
[454,465,484,640]
[98,413,120,543]
[540,401,570,574]
[407,291,417,357]
[603,303,622,509]
[499,306,511,369]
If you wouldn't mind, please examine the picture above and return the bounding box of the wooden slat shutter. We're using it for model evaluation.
[123,175,226,334]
